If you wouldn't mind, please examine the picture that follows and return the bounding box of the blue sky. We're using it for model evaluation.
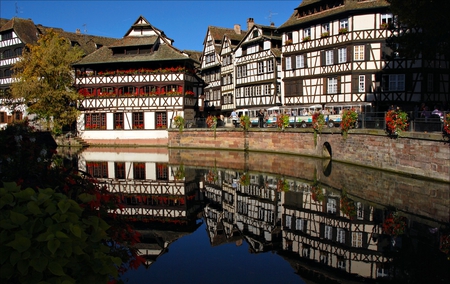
[1,0,300,51]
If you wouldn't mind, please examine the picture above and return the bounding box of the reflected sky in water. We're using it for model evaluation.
[121,221,305,284]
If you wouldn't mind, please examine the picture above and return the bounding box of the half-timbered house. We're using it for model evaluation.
[200,25,246,115]
[0,17,116,129]
[73,16,203,145]
[234,19,283,111]
[278,0,449,111]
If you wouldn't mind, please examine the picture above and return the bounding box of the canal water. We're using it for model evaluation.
[70,147,450,284]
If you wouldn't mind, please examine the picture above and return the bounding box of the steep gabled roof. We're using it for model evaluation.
[123,15,174,43]
[279,0,390,29]
[235,23,282,50]
[0,17,39,44]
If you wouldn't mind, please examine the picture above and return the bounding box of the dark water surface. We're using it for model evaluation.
[71,147,450,284]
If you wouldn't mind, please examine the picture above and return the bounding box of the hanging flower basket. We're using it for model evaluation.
[385,109,409,137]
[240,115,251,131]
[312,112,325,146]
[382,212,407,236]
[206,168,218,183]
[239,173,250,186]
[174,164,185,180]
[340,190,356,219]
[340,108,358,139]
[277,178,290,192]
[443,113,450,141]
[206,115,217,138]
[276,114,290,130]
[311,185,324,202]
[173,115,185,133]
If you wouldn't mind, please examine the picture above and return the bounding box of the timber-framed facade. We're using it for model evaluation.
[73,16,203,145]
[278,0,449,111]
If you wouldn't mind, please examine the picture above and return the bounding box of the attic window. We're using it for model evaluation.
[252,30,258,38]
[1,31,13,41]
[71,41,80,47]
[95,43,103,49]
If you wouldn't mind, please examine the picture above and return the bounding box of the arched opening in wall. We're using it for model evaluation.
[323,142,332,158]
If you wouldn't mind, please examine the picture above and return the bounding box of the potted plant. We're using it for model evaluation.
[338,28,348,34]
[385,109,409,137]
[340,108,358,139]
[382,211,407,237]
[239,173,250,186]
[285,39,293,45]
[302,36,311,42]
[340,189,356,219]
[321,32,330,38]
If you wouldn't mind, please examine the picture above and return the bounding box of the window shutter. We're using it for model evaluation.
[334,49,338,64]
[366,75,371,92]
[323,77,328,94]
[337,76,341,94]
[291,55,296,69]
[319,223,325,238]
[321,51,325,66]
[347,46,352,62]
[298,79,303,96]
[434,73,439,92]
[352,74,358,93]
[405,73,412,91]
[304,54,308,67]
[365,44,371,61]
[282,57,286,70]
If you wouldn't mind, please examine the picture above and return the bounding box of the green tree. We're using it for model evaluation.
[11,29,84,133]
[387,0,450,59]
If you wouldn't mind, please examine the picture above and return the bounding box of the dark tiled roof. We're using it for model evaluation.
[279,0,390,29]
[208,26,247,42]
[183,50,202,64]
[271,47,282,58]
[108,36,158,48]
[52,29,118,55]
[0,18,39,44]
[0,18,10,27]
[73,43,189,66]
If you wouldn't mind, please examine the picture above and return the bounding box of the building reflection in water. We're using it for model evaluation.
[74,147,450,283]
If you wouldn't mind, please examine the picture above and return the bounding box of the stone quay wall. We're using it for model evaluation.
[168,128,450,183]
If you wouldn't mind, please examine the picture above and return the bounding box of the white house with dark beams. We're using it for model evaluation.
[73,16,203,145]
[234,18,283,110]
[278,0,449,111]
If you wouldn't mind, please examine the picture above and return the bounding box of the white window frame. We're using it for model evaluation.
[328,77,338,94]
[325,225,332,240]
[286,57,292,70]
[359,75,365,92]
[267,59,274,72]
[340,18,349,29]
[296,55,304,68]
[296,218,305,231]
[356,202,364,220]
[325,50,334,65]
[304,28,311,38]
[322,23,329,33]
[352,232,363,247]
[381,13,393,25]
[338,47,347,63]
[258,61,265,74]
[354,45,365,61]
[327,198,336,214]
[285,215,292,229]
[337,228,345,243]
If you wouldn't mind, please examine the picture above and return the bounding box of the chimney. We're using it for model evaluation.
[234,24,241,34]
[270,22,275,27]
[76,28,81,34]
[247,18,255,31]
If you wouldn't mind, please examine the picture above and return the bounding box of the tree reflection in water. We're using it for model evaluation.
[73,147,450,284]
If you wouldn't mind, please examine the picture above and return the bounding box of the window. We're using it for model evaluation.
[337,228,346,243]
[3,49,13,59]
[359,75,365,92]
[286,57,292,70]
[304,28,311,38]
[327,198,336,214]
[302,246,310,258]
[4,69,12,78]
[237,65,247,78]
[328,77,338,94]
[383,74,405,91]
[133,162,146,180]
[338,47,347,63]
[14,47,23,56]
[267,60,274,72]
[354,45,365,61]
[85,113,106,130]
[285,215,292,229]
[0,112,6,123]
[253,30,259,38]
[356,202,364,220]
[427,74,434,92]
[133,112,144,129]
[86,161,108,178]
[381,13,393,25]
[324,225,333,240]
[258,61,265,74]
[340,18,349,29]
[156,163,168,180]
[115,162,126,179]
[155,112,167,129]
[296,55,305,68]
[319,251,328,264]
[352,232,363,247]
[1,31,13,41]
[337,258,346,270]
[114,113,124,129]
[325,50,334,65]
[296,218,306,231]
[322,23,329,33]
